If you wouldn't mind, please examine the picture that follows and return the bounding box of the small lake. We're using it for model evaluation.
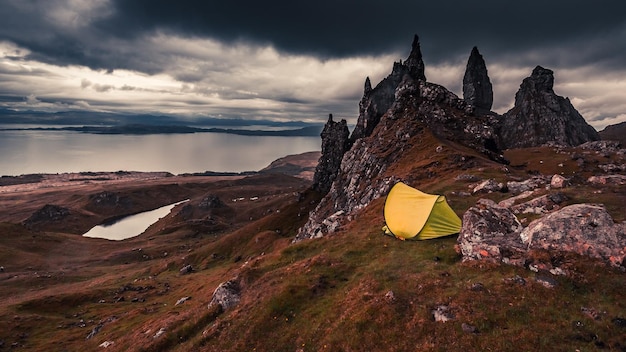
[83,200,188,240]
[0,129,320,176]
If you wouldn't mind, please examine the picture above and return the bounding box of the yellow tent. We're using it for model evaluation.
[383,182,461,240]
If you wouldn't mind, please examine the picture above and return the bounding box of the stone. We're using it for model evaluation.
[550,174,568,188]
[99,341,114,348]
[498,66,600,148]
[312,114,350,195]
[587,175,626,185]
[432,305,454,322]
[153,327,166,339]
[506,176,548,194]
[463,46,493,111]
[472,179,504,194]
[510,192,568,215]
[461,323,479,334]
[208,279,241,311]
[175,296,191,305]
[498,190,535,208]
[179,265,193,275]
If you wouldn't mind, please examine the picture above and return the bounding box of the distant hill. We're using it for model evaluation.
[599,121,626,146]
[0,124,324,137]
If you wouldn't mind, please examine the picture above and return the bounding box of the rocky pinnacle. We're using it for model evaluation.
[463,46,493,111]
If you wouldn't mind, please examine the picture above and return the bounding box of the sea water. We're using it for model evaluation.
[0,129,320,176]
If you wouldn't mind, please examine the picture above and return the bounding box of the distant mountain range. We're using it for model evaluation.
[0,108,324,136]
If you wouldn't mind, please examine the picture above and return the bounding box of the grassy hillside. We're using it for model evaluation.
[0,145,624,351]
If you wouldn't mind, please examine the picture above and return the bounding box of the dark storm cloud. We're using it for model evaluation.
[1,0,625,73]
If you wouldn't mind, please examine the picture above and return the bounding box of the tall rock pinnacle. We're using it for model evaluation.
[463,46,493,111]
[312,114,350,195]
[498,66,599,148]
[404,34,426,81]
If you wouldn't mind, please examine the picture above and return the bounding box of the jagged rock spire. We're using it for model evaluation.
[499,66,599,148]
[312,114,350,195]
[404,34,426,81]
[364,77,372,94]
[463,46,493,111]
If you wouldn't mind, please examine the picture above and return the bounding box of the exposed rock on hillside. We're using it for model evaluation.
[312,114,350,194]
[498,66,600,148]
[463,47,493,111]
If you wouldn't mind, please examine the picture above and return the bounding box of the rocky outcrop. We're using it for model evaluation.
[349,35,426,143]
[498,66,600,148]
[463,47,493,111]
[199,194,227,209]
[312,114,350,194]
[457,200,626,270]
[23,204,71,225]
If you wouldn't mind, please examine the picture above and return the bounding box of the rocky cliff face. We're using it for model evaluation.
[463,47,493,111]
[312,114,350,194]
[498,66,600,148]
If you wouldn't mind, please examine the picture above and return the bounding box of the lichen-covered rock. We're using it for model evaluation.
[208,279,241,311]
[456,199,526,264]
[520,204,626,268]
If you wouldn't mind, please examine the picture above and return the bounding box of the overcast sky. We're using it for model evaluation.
[0,0,624,130]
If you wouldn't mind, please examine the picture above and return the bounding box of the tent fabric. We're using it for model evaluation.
[383,182,462,240]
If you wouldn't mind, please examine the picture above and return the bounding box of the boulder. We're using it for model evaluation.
[456,199,526,264]
[208,279,241,311]
[520,204,626,268]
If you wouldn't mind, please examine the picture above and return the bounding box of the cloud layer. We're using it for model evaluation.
[0,0,624,129]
